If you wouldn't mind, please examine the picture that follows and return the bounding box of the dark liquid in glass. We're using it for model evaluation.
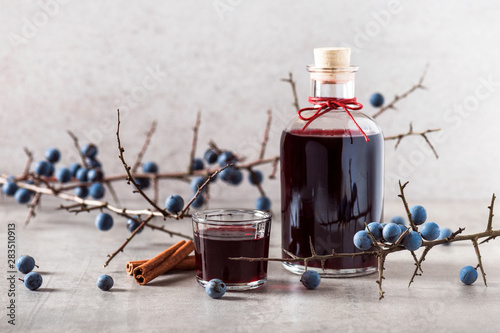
[194,228,270,283]
[281,129,383,271]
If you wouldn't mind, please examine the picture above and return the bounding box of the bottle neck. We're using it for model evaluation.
[309,72,356,99]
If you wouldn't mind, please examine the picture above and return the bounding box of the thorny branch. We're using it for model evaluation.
[385,123,441,159]
[372,64,428,119]
[232,183,499,299]
[131,121,157,173]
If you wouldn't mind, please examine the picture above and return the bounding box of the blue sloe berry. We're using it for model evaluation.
[402,231,422,251]
[127,218,143,234]
[56,167,72,183]
[192,158,204,171]
[420,221,440,241]
[16,255,36,274]
[203,149,218,164]
[398,224,408,235]
[410,205,427,225]
[87,169,104,182]
[369,92,384,107]
[248,170,263,185]
[86,158,102,169]
[165,195,184,214]
[205,279,226,299]
[389,216,406,225]
[191,195,205,209]
[134,178,150,190]
[74,186,89,199]
[2,179,18,196]
[300,270,321,290]
[190,176,206,193]
[34,160,50,176]
[15,188,32,204]
[142,161,158,174]
[459,266,478,285]
[89,183,105,199]
[383,223,402,243]
[97,274,114,291]
[23,272,43,291]
[366,222,383,241]
[255,196,271,211]
[438,227,453,246]
[81,144,98,158]
[219,167,243,185]
[95,212,113,231]
[353,230,372,250]
[217,151,236,167]
[45,163,55,177]
[69,163,81,177]
[76,168,88,182]
[45,148,61,163]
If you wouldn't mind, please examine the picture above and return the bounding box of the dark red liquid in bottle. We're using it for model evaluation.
[281,129,383,273]
[194,228,270,284]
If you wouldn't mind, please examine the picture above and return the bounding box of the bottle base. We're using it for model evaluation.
[282,261,377,278]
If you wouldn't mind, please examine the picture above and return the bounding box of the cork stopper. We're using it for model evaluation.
[313,47,351,68]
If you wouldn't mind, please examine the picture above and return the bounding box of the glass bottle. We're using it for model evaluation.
[280,47,384,277]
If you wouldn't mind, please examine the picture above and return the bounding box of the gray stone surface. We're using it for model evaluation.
[1,198,499,332]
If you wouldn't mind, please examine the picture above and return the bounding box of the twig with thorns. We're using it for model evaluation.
[231,181,500,299]
[385,123,441,159]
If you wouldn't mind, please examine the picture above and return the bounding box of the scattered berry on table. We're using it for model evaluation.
[255,196,271,211]
[165,195,184,214]
[2,180,18,196]
[203,149,219,164]
[45,148,61,163]
[438,227,453,245]
[366,222,383,241]
[127,218,143,234]
[420,221,440,241]
[389,216,406,225]
[382,223,402,243]
[16,255,36,274]
[402,231,422,251]
[81,143,98,158]
[217,151,236,167]
[192,158,204,171]
[15,188,32,204]
[23,272,43,291]
[205,279,226,299]
[76,168,88,182]
[142,161,158,174]
[34,160,50,176]
[353,230,372,250]
[69,163,82,177]
[89,183,105,199]
[248,170,263,185]
[95,213,113,231]
[56,167,72,183]
[410,205,427,225]
[459,266,478,285]
[369,92,385,107]
[74,186,89,199]
[97,274,114,291]
[300,270,321,290]
[191,195,205,209]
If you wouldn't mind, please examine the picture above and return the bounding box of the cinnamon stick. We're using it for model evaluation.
[133,240,195,285]
[126,255,195,275]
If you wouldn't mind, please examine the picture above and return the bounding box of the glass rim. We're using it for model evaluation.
[192,208,271,225]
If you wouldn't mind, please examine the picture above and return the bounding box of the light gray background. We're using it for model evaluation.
[1,0,500,205]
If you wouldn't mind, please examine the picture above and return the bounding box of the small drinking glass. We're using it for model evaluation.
[192,209,272,291]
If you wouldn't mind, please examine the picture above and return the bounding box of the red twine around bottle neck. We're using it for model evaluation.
[297,97,369,142]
